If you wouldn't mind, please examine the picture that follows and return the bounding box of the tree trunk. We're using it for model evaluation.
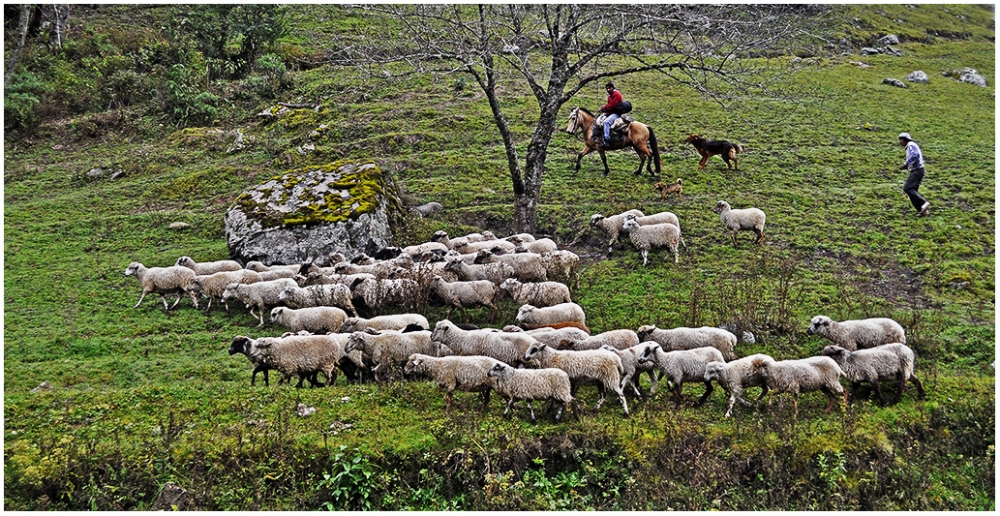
[5,4,32,83]
[49,5,70,49]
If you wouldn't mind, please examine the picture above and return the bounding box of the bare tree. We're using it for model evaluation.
[5,4,33,83]
[328,4,831,233]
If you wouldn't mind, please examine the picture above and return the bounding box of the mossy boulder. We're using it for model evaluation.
[225,161,397,265]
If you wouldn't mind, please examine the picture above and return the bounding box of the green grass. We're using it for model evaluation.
[4,4,995,511]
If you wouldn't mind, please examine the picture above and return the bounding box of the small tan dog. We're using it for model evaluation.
[653,179,683,201]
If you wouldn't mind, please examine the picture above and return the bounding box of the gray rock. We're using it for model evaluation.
[882,78,908,88]
[86,167,104,179]
[861,47,881,56]
[152,482,190,511]
[878,34,900,46]
[906,70,929,83]
[169,222,191,230]
[882,46,901,57]
[741,331,756,345]
[942,67,988,87]
[225,162,397,265]
[31,381,52,392]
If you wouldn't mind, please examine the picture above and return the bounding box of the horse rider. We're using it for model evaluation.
[596,81,623,150]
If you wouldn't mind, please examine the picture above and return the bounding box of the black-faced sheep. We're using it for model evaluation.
[222,278,300,326]
[499,278,572,308]
[516,303,588,333]
[228,334,340,388]
[712,200,766,248]
[637,343,725,408]
[807,315,906,351]
[590,209,645,256]
[269,306,348,334]
[175,256,243,276]
[636,324,738,361]
[124,262,199,311]
[820,344,925,405]
[748,356,846,417]
[404,353,503,413]
[522,342,628,416]
[487,362,580,423]
[278,284,358,317]
[703,354,776,418]
[621,217,681,266]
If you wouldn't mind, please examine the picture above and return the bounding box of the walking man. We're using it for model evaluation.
[898,132,930,216]
[597,81,623,149]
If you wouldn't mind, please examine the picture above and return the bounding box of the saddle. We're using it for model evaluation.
[593,114,636,145]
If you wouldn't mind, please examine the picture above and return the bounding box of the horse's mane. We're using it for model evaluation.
[576,107,595,117]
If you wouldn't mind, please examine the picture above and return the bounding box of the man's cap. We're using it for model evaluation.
[898,132,913,141]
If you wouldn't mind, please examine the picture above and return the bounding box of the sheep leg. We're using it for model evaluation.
[695,380,714,406]
[159,294,172,311]
[477,389,491,414]
[730,231,739,248]
[593,383,608,411]
[554,402,565,421]
[680,235,688,250]
[871,380,888,406]
[672,383,683,408]
[133,290,149,309]
[444,391,454,413]
[820,387,837,413]
[754,228,764,245]
[847,381,861,404]
[251,365,270,386]
[909,374,926,400]
[671,244,679,264]
[725,393,738,418]
[617,387,629,417]
[503,397,516,419]
[526,401,538,424]
[204,297,213,312]
[647,370,660,395]
[640,249,649,267]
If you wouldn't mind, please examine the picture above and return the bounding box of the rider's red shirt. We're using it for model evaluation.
[602,90,623,113]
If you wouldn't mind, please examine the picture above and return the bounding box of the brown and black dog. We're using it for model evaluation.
[685,134,744,170]
[653,179,682,201]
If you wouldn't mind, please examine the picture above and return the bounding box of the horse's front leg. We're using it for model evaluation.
[574,147,593,175]
[598,150,611,176]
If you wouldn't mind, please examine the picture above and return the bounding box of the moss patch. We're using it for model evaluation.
[232,160,387,228]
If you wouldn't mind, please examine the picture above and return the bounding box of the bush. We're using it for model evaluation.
[4,70,50,132]
[160,63,220,125]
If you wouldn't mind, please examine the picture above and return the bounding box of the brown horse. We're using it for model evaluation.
[566,107,661,177]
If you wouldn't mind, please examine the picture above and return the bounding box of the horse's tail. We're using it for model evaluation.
[647,125,662,175]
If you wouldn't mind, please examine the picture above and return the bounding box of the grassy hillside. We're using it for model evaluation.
[4,4,994,510]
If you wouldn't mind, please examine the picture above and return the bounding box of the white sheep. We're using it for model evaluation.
[637,343,725,408]
[175,255,243,276]
[401,241,449,257]
[345,330,441,382]
[474,250,548,283]
[486,362,580,423]
[540,250,581,290]
[454,238,516,255]
[430,276,498,318]
[636,324,738,361]
[228,334,340,388]
[443,257,515,284]
[503,232,536,243]
[621,217,681,266]
[350,277,420,313]
[188,269,262,312]
[589,209,645,255]
[222,278,299,326]
[516,303,589,333]
[712,200,766,248]
[522,342,628,416]
[278,284,358,317]
[431,230,493,250]
[512,237,558,254]
[567,329,640,351]
[123,262,199,310]
[807,315,906,351]
[244,261,301,273]
[269,306,348,334]
[821,344,925,405]
[503,326,591,349]
[340,313,430,333]
[631,211,688,249]
[499,278,571,308]
[228,335,282,386]
[703,354,776,418]
[404,353,504,413]
[748,355,846,417]
[601,343,660,399]
[258,269,297,281]
[431,319,538,366]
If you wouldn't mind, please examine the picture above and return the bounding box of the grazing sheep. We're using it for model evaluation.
[277,284,358,317]
[487,362,580,423]
[333,260,405,279]
[123,262,199,310]
[540,250,581,290]
[245,261,301,273]
[340,313,430,333]
[346,330,442,381]
[601,344,660,398]
[568,329,640,351]
[258,269,297,281]
[499,278,572,308]
[748,355,846,417]
[430,276,498,318]
[228,334,340,388]
[636,325,738,361]
[443,257,515,284]
[522,342,628,416]
[222,278,299,326]
[404,353,504,413]
[188,269,262,312]
[504,232,537,243]
[350,277,420,313]
[503,326,591,349]
[821,344,925,405]
[431,230,492,250]
[511,237,558,254]
[175,256,243,276]
[455,238,516,255]
[712,201,766,248]
[703,354,776,418]
[431,319,538,366]
[807,315,906,351]
[412,202,444,217]
[269,306,348,334]
[637,343,725,408]
[516,303,588,333]
[589,209,645,255]
[228,335,282,386]
[631,211,687,249]
[621,217,681,266]
[474,250,548,283]
[401,241,449,257]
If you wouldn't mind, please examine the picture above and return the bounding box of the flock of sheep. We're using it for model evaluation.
[124,219,924,423]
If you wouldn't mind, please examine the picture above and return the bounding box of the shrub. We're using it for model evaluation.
[4,70,50,132]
